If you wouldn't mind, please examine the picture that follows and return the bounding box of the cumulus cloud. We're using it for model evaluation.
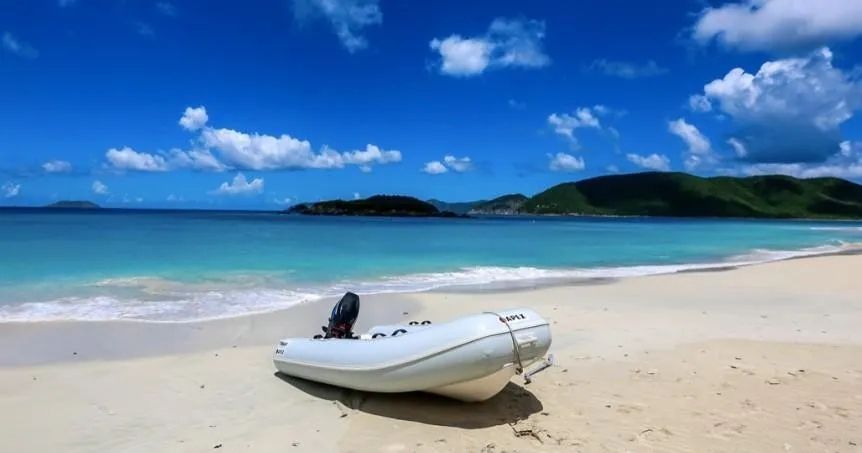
[105,146,225,172]
[2,181,20,198]
[688,94,712,112]
[341,144,402,172]
[42,160,72,173]
[692,0,862,52]
[92,180,108,195]
[213,173,264,196]
[668,118,715,171]
[430,18,549,77]
[627,153,671,171]
[421,161,448,175]
[179,106,208,131]
[105,106,400,173]
[201,128,400,171]
[293,0,382,53]
[106,147,169,172]
[692,48,862,163]
[421,155,472,174]
[548,152,585,172]
[588,59,668,79]
[548,107,602,146]
[443,155,472,172]
[2,32,38,59]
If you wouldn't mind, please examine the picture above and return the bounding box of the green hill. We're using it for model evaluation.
[427,199,485,215]
[522,172,862,219]
[469,193,528,215]
[287,195,461,217]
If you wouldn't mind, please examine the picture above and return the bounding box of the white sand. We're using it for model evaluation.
[1,254,860,452]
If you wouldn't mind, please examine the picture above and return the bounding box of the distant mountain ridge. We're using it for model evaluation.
[522,172,862,219]
[469,194,528,215]
[426,199,484,215]
[287,172,862,219]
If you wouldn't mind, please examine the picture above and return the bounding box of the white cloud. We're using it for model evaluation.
[213,173,264,196]
[693,48,862,163]
[606,164,620,173]
[588,59,667,79]
[272,196,293,205]
[442,155,472,172]
[341,144,402,172]
[105,146,226,172]
[2,182,20,198]
[156,2,177,17]
[692,0,862,52]
[2,32,38,59]
[106,147,169,172]
[548,108,602,145]
[430,18,549,77]
[179,106,208,131]
[352,192,361,200]
[201,128,400,171]
[108,106,400,173]
[668,118,715,171]
[688,94,712,112]
[668,118,711,155]
[92,180,108,195]
[548,152,585,172]
[627,153,671,171]
[293,0,382,53]
[727,138,748,157]
[421,161,448,175]
[42,160,72,173]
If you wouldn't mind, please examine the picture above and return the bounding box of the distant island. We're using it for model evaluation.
[286,195,462,217]
[287,173,862,220]
[44,201,101,209]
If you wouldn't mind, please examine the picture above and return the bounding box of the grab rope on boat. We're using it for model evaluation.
[485,311,526,375]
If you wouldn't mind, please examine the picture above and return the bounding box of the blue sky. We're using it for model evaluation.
[2,0,862,209]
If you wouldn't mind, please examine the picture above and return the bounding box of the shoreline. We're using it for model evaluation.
[2,240,861,324]
[1,253,860,451]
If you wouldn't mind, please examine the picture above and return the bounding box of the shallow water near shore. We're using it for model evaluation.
[1,208,861,322]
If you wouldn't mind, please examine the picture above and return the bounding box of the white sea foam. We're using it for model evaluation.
[1,242,859,323]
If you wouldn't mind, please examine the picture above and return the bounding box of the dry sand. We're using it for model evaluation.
[0,254,860,452]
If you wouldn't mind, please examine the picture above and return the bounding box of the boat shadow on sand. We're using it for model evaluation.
[274,372,543,429]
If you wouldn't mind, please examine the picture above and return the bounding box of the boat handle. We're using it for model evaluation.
[523,354,555,384]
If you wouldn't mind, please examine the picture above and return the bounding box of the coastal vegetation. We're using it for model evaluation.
[286,195,461,217]
[289,172,862,219]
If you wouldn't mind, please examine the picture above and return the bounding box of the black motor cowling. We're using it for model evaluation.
[323,292,360,339]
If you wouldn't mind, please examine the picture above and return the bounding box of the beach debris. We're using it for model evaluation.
[605,404,612,408]
[200,384,206,389]
[480,443,496,452]
[213,444,222,449]
[766,378,781,385]
[730,365,738,369]
[734,356,742,360]
[509,423,543,443]
[647,369,658,375]
[72,352,77,356]
[291,442,300,447]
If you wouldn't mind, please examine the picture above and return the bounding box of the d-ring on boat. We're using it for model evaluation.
[272,292,554,402]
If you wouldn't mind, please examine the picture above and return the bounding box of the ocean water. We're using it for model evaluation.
[1,208,860,322]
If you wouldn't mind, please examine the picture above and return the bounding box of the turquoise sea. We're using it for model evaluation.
[1,208,861,322]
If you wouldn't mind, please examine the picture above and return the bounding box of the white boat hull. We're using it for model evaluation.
[273,308,552,402]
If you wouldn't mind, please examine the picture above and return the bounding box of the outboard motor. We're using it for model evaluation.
[322,292,360,339]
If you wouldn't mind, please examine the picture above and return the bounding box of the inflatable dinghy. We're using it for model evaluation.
[273,292,553,402]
